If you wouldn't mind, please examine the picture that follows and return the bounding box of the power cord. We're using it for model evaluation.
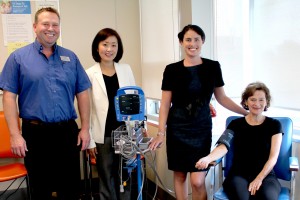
[118,135,175,198]
[136,160,145,200]
[147,151,158,200]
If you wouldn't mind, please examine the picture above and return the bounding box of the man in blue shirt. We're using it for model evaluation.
[0,7,91,200]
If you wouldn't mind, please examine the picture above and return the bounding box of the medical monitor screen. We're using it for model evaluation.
[119,94,140,115]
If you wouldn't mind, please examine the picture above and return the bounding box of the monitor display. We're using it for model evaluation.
[114,86,145,121]
[119,94,140,115]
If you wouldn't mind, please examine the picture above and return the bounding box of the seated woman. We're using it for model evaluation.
[195,82,282,200]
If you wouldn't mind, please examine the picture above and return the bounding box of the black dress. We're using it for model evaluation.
[162,58,224,172]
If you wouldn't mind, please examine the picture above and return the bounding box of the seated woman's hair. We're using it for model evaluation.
[240,82,271,111]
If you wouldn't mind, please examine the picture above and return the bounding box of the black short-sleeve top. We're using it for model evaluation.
[227,117,283,177]
[161,58,224,107]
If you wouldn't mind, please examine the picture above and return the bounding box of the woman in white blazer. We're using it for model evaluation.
[86,28,135,200]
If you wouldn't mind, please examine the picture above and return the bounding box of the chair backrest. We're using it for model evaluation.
[223,116,293,181]
[0,111,19,158]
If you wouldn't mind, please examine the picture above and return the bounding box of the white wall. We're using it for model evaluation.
[139,0,180,99]
[191,0,214,59]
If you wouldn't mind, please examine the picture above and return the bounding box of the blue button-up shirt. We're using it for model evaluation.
[0,40,91,122]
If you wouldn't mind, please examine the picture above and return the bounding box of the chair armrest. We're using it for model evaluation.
[289,157,299,171]
[209,157,223,167]
[209,157,224,199]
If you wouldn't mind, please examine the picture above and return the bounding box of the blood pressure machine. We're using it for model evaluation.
[113,86,152,200]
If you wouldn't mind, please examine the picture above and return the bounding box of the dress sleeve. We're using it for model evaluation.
[214,61,225,87]
[161,64,173,91]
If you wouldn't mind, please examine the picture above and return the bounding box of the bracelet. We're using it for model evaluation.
[157,131,165,136]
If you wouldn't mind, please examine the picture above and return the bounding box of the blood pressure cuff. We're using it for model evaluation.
[216,129,234,150]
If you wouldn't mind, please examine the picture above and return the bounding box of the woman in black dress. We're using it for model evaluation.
[149,24,248,200]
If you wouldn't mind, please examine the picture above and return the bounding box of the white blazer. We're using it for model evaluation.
[86,62,136,148]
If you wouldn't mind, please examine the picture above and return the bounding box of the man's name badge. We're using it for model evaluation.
[60,56,70,62]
